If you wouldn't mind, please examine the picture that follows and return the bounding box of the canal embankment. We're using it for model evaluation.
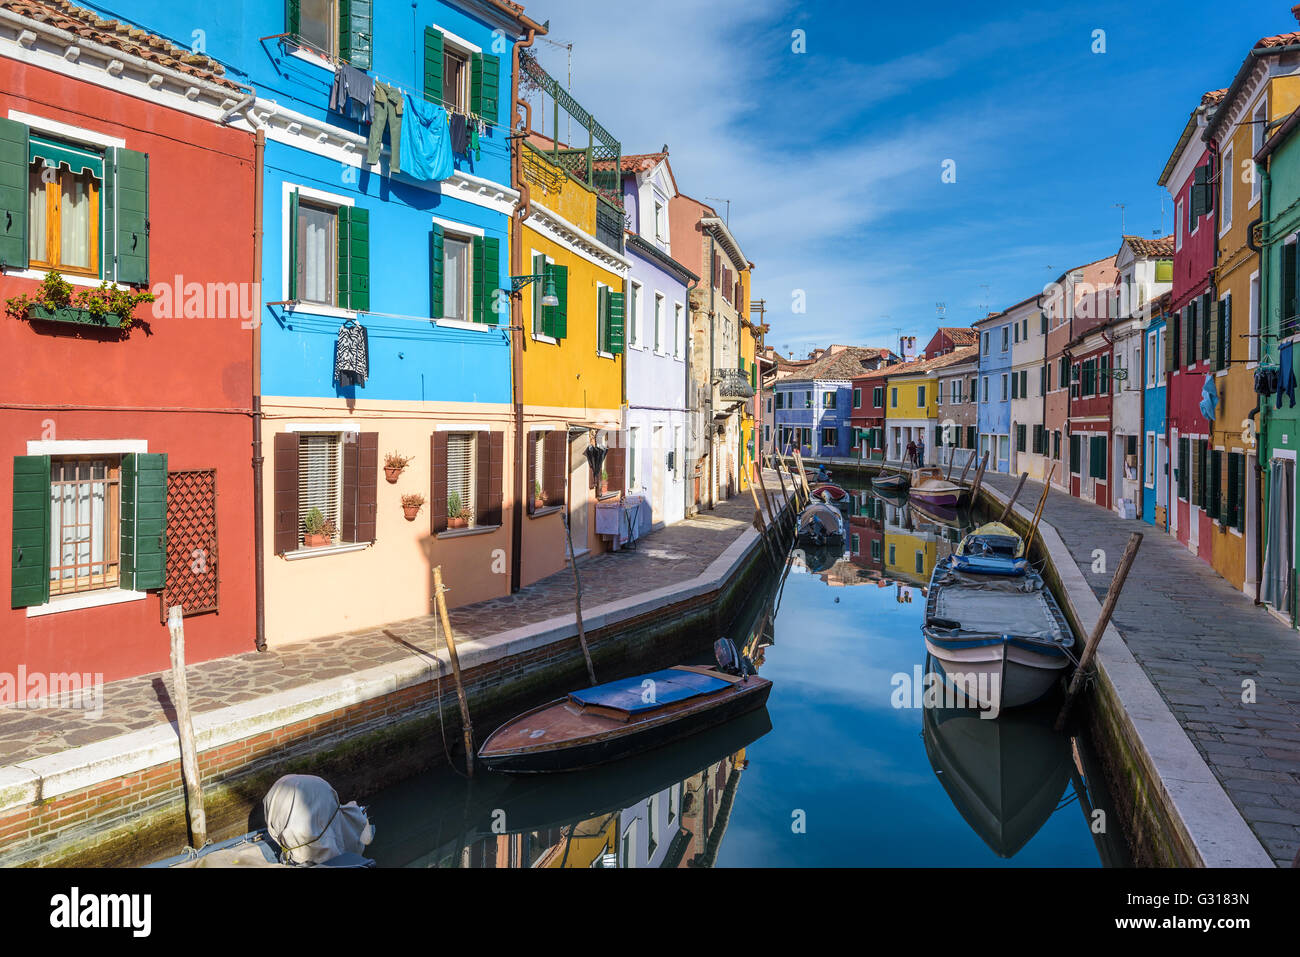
[978,473,1285,867]
[0,480,799,867]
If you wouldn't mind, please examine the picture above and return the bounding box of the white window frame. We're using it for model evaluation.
[282,183,356,320]
[1176,199,1184,251]
[653,291,665,354]
[673,301,684,358]
[628,279,642,348]
[1220,143,1233,236]
[1251,95,1267,208]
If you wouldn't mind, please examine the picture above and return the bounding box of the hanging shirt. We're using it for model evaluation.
[401,96,454,182]
[1278,341,1296,409]
[449,112,469,155]
[329,65,374,123]
[335,323,369,388]
[1199,373,1218,422]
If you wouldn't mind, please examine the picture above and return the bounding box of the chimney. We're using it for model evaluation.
[1293,4,1300,25]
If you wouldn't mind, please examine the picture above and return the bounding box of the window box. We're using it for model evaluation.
[27,303,123,328]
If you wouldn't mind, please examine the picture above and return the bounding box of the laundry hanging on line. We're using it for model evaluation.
[401,95,454,182]
[449,112,469,156]
[366,82,404,172]
[335,322,369,388]
[1199,372,1218,423]
[328,64,374,123]
[1278,341,1296,409]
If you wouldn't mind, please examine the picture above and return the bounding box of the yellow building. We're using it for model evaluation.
[513,140,629,585]
[883,349,974,465]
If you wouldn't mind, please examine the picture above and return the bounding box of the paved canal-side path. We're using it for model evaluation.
[0,493,766,769]
[983,472,1300,866]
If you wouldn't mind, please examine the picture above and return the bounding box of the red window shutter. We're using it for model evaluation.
[475,431,503,527]
[544,430,567,507]
[430,432,448,534]
[341,432,376,543]
[273,433,299,554]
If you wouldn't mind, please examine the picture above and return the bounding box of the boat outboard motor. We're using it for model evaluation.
[714,637,749,678]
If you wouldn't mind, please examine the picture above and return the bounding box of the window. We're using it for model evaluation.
[654,201,666,240]
[982,331,990,355]
[1248,273,1260,364]
[1000,374,1008,401]
[853,388,862,408]
[628,281,640,347]
[824,392,837,409]
[915,551,924,574]
[291,193,369,312]
[871,540,882,561]
[48,456,121,596]
[1011,374,1019,400]
[445,432,477,526]
[890,387,898,408]
[1221,144,1233,233]
[443,48,469,113]
[805,391,812,408]
[1176,200,1183,251]
[674,303,683,357]
[596,284,626,355]
[1032,424,1044,455]
[28,137,101,276]
[629,427,639,487]
[295,0,337,58]
[1145,433,1156,486]
[776,392,785,410]
[982,377,989,402]
[888,544,896,566]
[873,386,884,407]
[1014,323,1020,344]
[851,533,860,554]
[442,234,471,322]
[654,293,664,352]
[1053,430,1061,460]
[298,433,343,545]
[1001,326,1009,351]
[1015,424,1026,453]
[917,386,926,407]
[1148,331,1158,386]
[822,427,837,447]
[950,380,960,403]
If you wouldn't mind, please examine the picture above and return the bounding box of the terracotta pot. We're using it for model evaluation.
[534,497,546,511]
[384,466,403,484]
[448,516,468,529]
[303,533,331,548]
[403,505,421,521]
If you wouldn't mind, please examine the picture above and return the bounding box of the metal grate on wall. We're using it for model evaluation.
[160,469,219,622]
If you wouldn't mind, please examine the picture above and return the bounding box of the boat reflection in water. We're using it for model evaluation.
[921,656,1129,863]
[372,706,772,868]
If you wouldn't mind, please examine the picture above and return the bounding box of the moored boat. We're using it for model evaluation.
[795,501,846,546]
[908,467,965,508]
[951,522,1029,576]
[872,470,908,490]
[921,535,1075,710]
[478,648,772,774]
[810,482,850,504]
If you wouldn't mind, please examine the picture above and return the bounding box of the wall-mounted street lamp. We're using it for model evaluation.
[511,273,559,307]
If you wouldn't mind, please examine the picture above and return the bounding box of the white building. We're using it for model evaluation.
[1007,296,1050,480]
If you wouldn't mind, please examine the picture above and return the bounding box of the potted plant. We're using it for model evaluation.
[533,479,546,512]
[302,508,335,547]
[447,492,472,529]
[384,452,412,483]
[402,493,425,521]
[599,467,609,496]
[6,270,154,335]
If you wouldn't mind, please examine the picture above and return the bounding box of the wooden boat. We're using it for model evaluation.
[478,663,772,773]
[795,501,845,546]
[872,470,908,490]
[951,522,1029,576]
[921,534,1075,710]
[908,467,965,508]
[809,481,850,504]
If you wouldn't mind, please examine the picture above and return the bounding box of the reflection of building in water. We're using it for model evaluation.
[670,749,747,868]
[848,492,885,573]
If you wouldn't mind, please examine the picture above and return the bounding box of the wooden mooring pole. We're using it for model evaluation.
[167,605,207,849]
[562,513,598,686]
[433,566,477,777]
[1054,532,1143,732]
[1025,464,1057,554]
[957,449,975,488]
[998,472,1030,523]
[968,450,990,503]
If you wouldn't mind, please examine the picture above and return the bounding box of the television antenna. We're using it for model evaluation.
[704,197,732,227]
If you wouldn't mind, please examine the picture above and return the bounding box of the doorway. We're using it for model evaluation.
[568,429,589,558]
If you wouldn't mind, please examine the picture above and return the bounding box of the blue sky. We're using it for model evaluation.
[528,0,1291,357]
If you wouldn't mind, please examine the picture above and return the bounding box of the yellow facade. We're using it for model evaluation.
[885,373,938,422]
[884,530,936,586]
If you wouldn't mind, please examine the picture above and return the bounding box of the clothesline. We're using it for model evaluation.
[269,300,515,334]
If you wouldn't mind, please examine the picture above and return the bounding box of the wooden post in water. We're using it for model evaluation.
[748,484,780,568]
[773,465,794,532]
[433,566,477,777]
[562,513,598,686]
[792,449,812,504]
[1055,533,1143,732]
[167,605,207,850]
[1025,464,1057,553]
[957,449,975,488]
[755,467,778,529]
[968,450,990,503]
[997,472,1030,523]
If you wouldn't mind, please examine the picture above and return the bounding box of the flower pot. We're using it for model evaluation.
[28,304,123,328]
[533,498,546,511]
[384,466,403,484]
[303,533,331,548]
[448,516,468,529]
[403,505,421,521]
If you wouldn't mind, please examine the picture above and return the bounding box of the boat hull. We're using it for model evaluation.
[910,487,962,508]
[479,673,772,774]
[872,473,907,490]
[922,635,1069,711]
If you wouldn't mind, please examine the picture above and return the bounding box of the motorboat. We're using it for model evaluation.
[908,467,965,508]
[951,522,1029,576]
[922,536,1075,710]
[809,482,850,504]
[478,641,772,773]
[872,470,908,491]
[795,501,846,546]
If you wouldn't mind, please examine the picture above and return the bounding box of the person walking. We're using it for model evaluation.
[916,436,926,466]
[905,439,918,467]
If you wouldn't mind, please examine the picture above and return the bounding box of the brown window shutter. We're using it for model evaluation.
[544,430,566,507]
[475,430,503,527]
[431,431,448,534]
[606,445,625,494]
[712,253,719,288]
[342,434,358,542]
[356,432,377,543]
[273,432,299,554]
[527,432,538,514]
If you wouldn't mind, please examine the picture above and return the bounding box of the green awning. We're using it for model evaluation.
[29,134,103,180]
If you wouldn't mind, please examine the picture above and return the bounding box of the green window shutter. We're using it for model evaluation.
[1211,299,1223,372]
[472,235,500,324]
[11,455,50,609]
[471,53,501,123]
[1201,294,1212,361]
[546,262,568,339]
[1155,260,1172,283]
[423,27,445,105]
[1236,452,1247,532]
[120,452,167,592]
[1069,434,1081,474]
[607,289,625,354]
[1185,304,1195,365]
[111,147,149,286]
[287,0,300,36]
[1208,449,1222,521]
[597,285,608,352]
[1177,437,1189,499]
[1166,312,1177,372]
[1225,451,1239,528]
[338,0,372,70]
[337,206,369,312]
[0,118,28,271]
[288,189,299,300]
[429,223,445,318]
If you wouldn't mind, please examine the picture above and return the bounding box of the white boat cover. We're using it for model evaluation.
[263,774,374,865]
[932,566,1064,642]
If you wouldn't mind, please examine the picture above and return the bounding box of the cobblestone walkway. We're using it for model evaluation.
[0,492,775,769]
[983,472,1300,866]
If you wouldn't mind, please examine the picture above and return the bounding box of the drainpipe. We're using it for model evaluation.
[685,277,699,518]
[1251,158,1272,606]
[708,237,717,509]
[509,27,538,593]
[220,83,256,125]
[252,127,266,651]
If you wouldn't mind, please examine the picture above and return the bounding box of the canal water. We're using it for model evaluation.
[363,474,1131,868]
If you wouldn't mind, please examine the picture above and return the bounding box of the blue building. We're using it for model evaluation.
[105,0,545,644]
[1142,301,1170,529]
[773,348,885,458]
[974,310,1014,473]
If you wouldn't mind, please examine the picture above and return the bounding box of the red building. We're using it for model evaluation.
[1,7,257,687]
[923,326,976,360]
[1158,89,1225,562]
[1067,326,1115,508]
[849,367,892,459]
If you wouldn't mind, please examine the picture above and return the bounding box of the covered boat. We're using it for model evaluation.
[795,501,845,546]
[478,653,772,773]
[922,552,1075,711]
[908,467,965,508]
[810,482,850,504]
[951,522,1029,576]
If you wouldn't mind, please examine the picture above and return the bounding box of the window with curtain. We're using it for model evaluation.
[49,457,120,596]
[654,294,664,352]
[28,138,102,276]
[446,432,477,524]
[298,433,342,544]
[443,235,471,321]
[296,203,337,306]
